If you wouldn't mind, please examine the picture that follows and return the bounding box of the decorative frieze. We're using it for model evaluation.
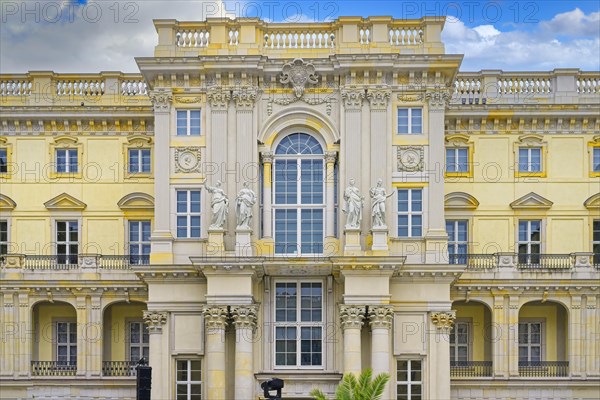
[430,311,456,330]
[397,146,424,172]
[143,310,168,333]
[340,305,366,329]
[231,305,258,329]
[149,90,172,112]
[368,305,394,329]
[207,88,231,111]
[341,88,365,110]
[203,306,229,330]
[174,147,202,173]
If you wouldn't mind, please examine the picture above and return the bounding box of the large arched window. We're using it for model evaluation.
[273,133,324,255]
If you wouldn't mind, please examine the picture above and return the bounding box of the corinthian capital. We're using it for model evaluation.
[149,90,172,112]
[231,304,258,329]
[207,88,231,111]
[430,311,456,331]
[366,88,391,110]
[143,310,167,333]
[341,88,365,110]
[425,85,451,111]
[340,305,366,330]
[232,88,258,110]
[203,305,229,330]
[368,305,394,329]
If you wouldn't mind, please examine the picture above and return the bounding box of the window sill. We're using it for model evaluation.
[445,172,473,178]
[515,172,546,178]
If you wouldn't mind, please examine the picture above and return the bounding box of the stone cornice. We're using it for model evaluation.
[339,305,365,329]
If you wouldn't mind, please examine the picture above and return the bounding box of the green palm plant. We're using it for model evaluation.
[310,368,390,400]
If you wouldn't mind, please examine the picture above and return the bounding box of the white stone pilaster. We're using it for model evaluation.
[88,296,102,377]
[492,295,508,377]
[340,305,365,375]
[570,295,583,377]
[369,305,393,400]
[429,311,455,400]
[261,152,273,239]
[75,296,88,376]
[341,88,364,217]
[367,89,391,227]
[508,296,520,377]
[585,295,597,375]
[17,292,30,377]
[325,151,337,238]
[203,306,229,400]
[231,305,258,400]
[2,292,15,376]
[143,310,167,400]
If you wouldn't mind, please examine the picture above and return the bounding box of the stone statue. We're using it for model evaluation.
[205,181,229,230]
[236,182,257,230]
[342,179,364,229]
[370,178,393,228]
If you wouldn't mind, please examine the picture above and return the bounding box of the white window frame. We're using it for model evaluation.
[446,219,468,264]
[273,280,324,369]
[593,219,600,262]
[175,190,201,238]
[518,320,545,363]
[446,147,469,173]
[55,148,78,173]
[55,220,79,264]
[397,188,423,238]
[128,148,151,173]
[396,359,423,400]
[55,321,77,365]
[128,220,151,264]
[128,320,149,362]
[397,107,423,135]
[0,219,8,254]
[517,220,542,265]
[450,320,471,363]
[175,359,202,400]
[272,147,325,256]
[518,147,542,172]
[176,109,201,136]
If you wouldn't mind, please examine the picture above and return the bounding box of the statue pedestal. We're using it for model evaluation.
[371,227,389,252]
[235,228,253,257]
[344,228,362,255]
[207,228,226,255]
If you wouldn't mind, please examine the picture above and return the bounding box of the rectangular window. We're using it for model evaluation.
[518,322,542,362]
[56,221,78,265]
[397,359,422,400]
[56,321,77,366]
[176,360,202,400]
[129,221,151,264]
[55,149,78,173]
[397,189,423,237]
[176,110,201,136]
[129,321,149,362]
[446,220,468,264]
[518,147,542,172]
[176,190,201,238]
[398,108,422,134]
[594,148,600,172]
[518,220,541,265]
[274,282,323,368]
[128,149,151,173]
[450,321,470,363]
[0,220,7,255]
[446,147,469,173]
[593,220,600,265]
[0,148,7,173]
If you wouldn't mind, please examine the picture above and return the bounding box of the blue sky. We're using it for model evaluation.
[1,0,598,72]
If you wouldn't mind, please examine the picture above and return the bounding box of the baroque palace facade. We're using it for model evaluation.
[0,16,599,400]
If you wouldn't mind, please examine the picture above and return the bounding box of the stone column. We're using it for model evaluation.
[2,292,15,376]
[325,151,337,239]
[369,306,394,400]
[430,311,456,400]
[75,296,88,376]
[149,89,174,263]
[86,296,102,377]
[261,152,274,238]
[585,295,596,376]
[17,292,30,377]
[143,311,167,399]
[492,295,508,377]
[570,295,583,377]
[203,306,229,400]
[340,305,365,375]
[507,296,520,377]
[231,305,258,400]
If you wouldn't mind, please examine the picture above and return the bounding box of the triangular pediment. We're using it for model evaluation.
[117,192,154,210]
[44,193,87,211]
[510,192,553,210]
[584,193,600,210]
[445,192,479,210]
[0,194,17,211]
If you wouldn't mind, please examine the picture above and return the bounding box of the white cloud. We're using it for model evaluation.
[442,9,600,71]
[0,0,228,72]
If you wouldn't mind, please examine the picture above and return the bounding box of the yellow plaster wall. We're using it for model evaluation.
[519,303,568,361]
[33,303,76,360]
[103,303,147,361]
[452,303,490,361]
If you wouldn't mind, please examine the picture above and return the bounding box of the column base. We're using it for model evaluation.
[344,228,362,254]
[235,228,253,256]
[370,227,389,252]
[208,229,226,255]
